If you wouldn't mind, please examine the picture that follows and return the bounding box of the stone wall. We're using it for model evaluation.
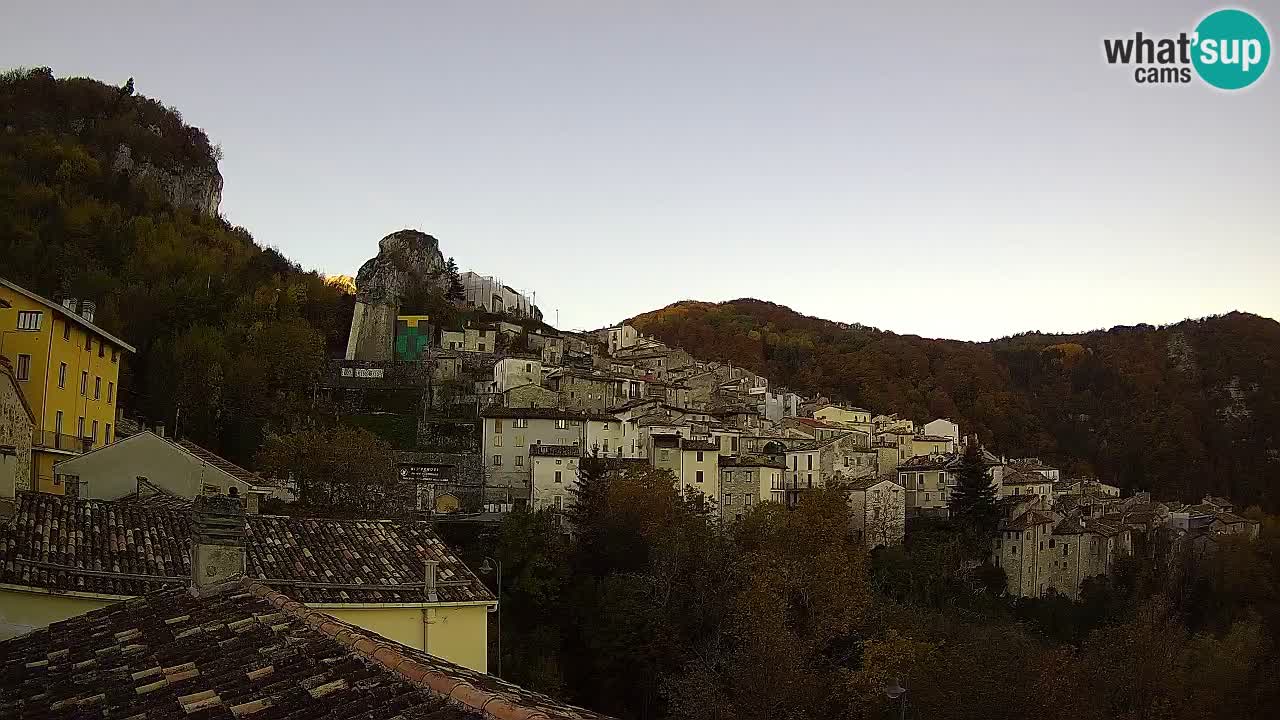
[0,368,33,495]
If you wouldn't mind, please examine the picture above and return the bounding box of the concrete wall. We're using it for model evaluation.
[52,431,249,500]
[531,455,578,510]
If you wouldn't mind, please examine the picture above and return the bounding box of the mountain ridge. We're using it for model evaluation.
[631,298,1280,510]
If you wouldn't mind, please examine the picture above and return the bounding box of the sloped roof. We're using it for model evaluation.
[176,439,277,489]
[529,444,580,458]
[0,276,136,353]
[720,454,786,469]
[0,577,611,720]
[0,493,493,604]
[844,476,897,491]
[1002,469,1051,486]
[480,406,616,422]
[898,454,956,471]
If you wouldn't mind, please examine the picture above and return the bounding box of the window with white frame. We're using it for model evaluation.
[17,311,42,331]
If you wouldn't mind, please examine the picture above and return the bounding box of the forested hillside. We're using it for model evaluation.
[632,300,1280,510]
[0,67,354,463]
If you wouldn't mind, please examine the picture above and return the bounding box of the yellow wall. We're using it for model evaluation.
[0,584,492,673]
[0,585,118,639]
[0,284,128,492]
[322,603,491,672]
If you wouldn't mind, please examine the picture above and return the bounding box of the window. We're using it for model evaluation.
[478,343,486,352]
[554,495,563,511]
[107,382,114,404]
[554,471,562,483]
[55,411,63,435]
[80,371,88,395]
[1049,538,1055,548]
[513,418,528,429]
[98,342,105,358]
[492,455,503,466]
[792,456,797,470]
[602,439,609,452]
[58,362,67,388]
[85,335,92,351]
[724,493,734,506]
[807,473,813,488]
[659,449,669,460]
[602,422,610,430]
[63,322,71,341]
[494,435,502,448]
[525,363,532,372]
[696,470,704,483]
[94,376,101,400]
[1063,545,1070,557]
[91,420,98,443]
[111,349,118,363]
[925,492,931,502]
[16,311,42,331]
[105,423,111,444]
[1039,541,1044,551]
[16,354,31,381]
[556,419,567,429]
[696,451,704,462]
[1011,545,1017,556]
[807,455,813,470]
[515,456,523,467]
[494,419,503,433]
[77,416,85,438]
[731,436,738,452]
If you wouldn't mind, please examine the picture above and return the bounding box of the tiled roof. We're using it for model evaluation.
[529,445,580,458]
[0,577,612,720]
[682,440,719,452]
[1213,512,1258,526]
[480,406,615,422]
[1001,470,1050,486]
[1003,510,1055,531]
[719,454,786,469]
[176,439,279,488]
[913,434,952,442]
[844,476,895,491]
[898,454,956,471]
[0,493,494,604]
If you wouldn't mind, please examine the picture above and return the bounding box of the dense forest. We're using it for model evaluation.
[0,67,355,463]
[631,300,1280,510]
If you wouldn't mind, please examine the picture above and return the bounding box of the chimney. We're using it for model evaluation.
[155,422,165,438]
[191,495,247,592]
[80,300,96,323]
[424,559,439,602]
[61,297,78,313]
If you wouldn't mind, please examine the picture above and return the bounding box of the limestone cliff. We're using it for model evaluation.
[111,143,223,216]
[345,230,448,361]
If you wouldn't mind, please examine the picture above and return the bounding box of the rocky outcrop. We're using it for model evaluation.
[345,230,448,361]
[111,143,223,216]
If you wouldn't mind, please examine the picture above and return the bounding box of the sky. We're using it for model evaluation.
[2,1,1277,341]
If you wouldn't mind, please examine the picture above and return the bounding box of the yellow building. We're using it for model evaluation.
[0,278,135,494]
[0,492,496,672]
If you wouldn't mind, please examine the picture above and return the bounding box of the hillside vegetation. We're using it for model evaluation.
[0,67,354,463]
[632,299,1280,509]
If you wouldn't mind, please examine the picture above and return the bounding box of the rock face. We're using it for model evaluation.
[346,230,448,361]
[112,144,223,216]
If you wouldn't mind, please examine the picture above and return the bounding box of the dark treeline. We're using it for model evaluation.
[632,300,1280,511]
[455,460,1280,720]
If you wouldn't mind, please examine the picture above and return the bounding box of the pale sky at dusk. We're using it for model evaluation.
[3,1,1277,340]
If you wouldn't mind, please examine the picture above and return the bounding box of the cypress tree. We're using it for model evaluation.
[950,438,999,533]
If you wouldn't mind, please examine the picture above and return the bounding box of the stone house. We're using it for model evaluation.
[493,356,542,392]
[501,383,560,409]
[897,454,956,518]
[991,497,1058,597]
[1045,516,1130,599]
[999,469,1055,502]
[783,432,874,505]
[1,355,35,501]
[648,434,721,507]
[846,476,906,547]
[546,368,645,411]
[719,454,786,519]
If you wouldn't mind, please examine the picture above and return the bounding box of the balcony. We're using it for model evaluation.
[33,430,91,454]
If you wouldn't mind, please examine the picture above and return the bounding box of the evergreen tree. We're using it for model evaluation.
[949,439,999,533]
[445,257,465,302]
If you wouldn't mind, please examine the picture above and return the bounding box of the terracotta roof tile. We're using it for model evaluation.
[0,578,612,719]
[0,493,494,604]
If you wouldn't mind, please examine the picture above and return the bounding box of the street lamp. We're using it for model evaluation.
[479,556,502,678]
[884,679,907,720]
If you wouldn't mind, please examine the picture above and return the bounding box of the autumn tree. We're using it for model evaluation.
[255,426,405,516]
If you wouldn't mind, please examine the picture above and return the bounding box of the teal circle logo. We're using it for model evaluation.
[1192,9,1270,89]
